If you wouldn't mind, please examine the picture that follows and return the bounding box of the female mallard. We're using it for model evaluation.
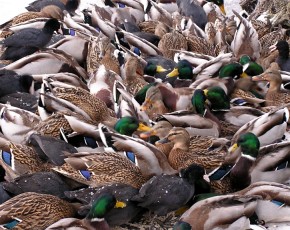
[46,193,126,230]
[0,192,76,230]
[252,63,290,109]
[176,194,260,230]
[158,127,225,171]
[53,151,148,188]
[123,56,148,96]
[0,137,52,182]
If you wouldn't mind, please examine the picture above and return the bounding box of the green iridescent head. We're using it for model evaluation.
[114,116,151,136]
[239,55,264,76]
[167,60,193,80]
[219,62,244,78]
[134,83,155,105]
[173,221,192,230]
[237,132,260,158]
[191,89,207,115]
[204,86,230,110]
[87,194,116,221]
[144,62,167,76]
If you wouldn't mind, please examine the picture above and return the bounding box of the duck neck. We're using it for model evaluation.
[268,79,282,92]
[278,46,289,60]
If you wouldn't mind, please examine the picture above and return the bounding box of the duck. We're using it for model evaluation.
[64,183,145,226]
[270,40,290,72]
[158,30,188,60]
[0,104,41,143]
[157,127,225,171]
[38,83,118,124]
[176,0,208,30]
[2,49,88,81]
[228,132,290,191]
[0,18,61,61]
[0,92,38,113]
[131,163,206,216]
[0,136,52,182]
[0,74,35,97]
[203,86,265,127]
[140,83,195,119]
[176,194,260,230]
[252,63,290,109]
[231,107,289,147]
[26,0,80,15]
[0,192,76,230]
[1,5,64,29]
[53,151,148,188]
[2,171,71,199]
[236,181,290,227]
[46,193,126,230]
[231,10,260,61]
[166,59,194,80]
[123,56,148,96]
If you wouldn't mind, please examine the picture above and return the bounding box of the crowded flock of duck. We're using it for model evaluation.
[0,0,289,229]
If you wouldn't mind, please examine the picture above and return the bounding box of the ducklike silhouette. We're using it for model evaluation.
[0,18,60,61]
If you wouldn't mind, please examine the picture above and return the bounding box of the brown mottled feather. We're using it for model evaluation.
[0,192,76,230]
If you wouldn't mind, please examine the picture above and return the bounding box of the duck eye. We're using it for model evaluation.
[44,87,51,92]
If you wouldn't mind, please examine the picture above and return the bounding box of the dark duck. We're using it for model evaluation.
[0,18,60,61]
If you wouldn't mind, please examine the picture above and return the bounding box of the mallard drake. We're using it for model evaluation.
[166,59,194,80]
[46,193,126,230]
[228,133,290,191]
[131,163,206,216]
[176,194,260,230]
[2,49,88,81]
[140,83,194,119]
[157,127,225,171]
[237,181,290,227]
[0,18,60,61]
[231,107,289,147]
[252,63,290,109]
[0,192,76,230]
[203,86,265,127]
[64,183,145,226]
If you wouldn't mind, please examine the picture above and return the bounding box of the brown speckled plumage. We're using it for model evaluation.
[158,30,188,60]
[0,192,76,230]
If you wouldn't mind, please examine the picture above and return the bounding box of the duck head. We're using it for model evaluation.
[204,86,230,111]
[114,116,151,136]
[167,60,193,80]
